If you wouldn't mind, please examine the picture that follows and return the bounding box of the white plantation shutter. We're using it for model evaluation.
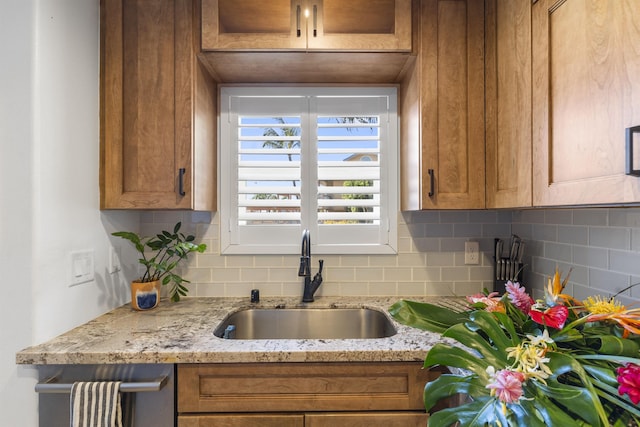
[220,87,398,254]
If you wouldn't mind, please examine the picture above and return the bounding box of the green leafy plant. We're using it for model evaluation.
[112,222,206,302]
[390,268,640,427]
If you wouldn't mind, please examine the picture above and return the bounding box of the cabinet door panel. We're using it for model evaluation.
[305,412,428,427]
[420,0,485,209]
[307,0,412,51]
[532,0,640,205]
[201,0,306,50]
[485,0,532,208]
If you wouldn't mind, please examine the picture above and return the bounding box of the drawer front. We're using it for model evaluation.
[178,414,304,427]
[178,362,434,413]
[306,412,428,427]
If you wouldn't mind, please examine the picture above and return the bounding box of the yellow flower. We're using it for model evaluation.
[506,333,552,383]
[583,295,626,315]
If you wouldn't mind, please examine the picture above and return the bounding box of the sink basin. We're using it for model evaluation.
[214,308,397,340]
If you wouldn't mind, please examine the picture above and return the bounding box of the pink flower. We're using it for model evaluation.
[529,304,569,329]
[617,363,640,404]
[486,368,526,404]
[506,281,534,314]
[466,292,505,313]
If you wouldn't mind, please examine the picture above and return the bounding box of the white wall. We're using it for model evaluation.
[0,0,138,425]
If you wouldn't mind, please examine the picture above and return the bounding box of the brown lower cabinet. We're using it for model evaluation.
[177,362,439,426]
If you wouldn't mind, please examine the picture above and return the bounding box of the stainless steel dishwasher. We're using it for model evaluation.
[35,364,175,427]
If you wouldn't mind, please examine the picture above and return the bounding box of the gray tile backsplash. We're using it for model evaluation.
[140,207,640,304]
[513,207,640,306]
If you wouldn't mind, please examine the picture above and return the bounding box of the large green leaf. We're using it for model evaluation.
[545,351,608,426]
[427,396,509,427]
[423,374,487,412]
[443,323,507,368]
[389,300,468,334]
[424,343,491,379]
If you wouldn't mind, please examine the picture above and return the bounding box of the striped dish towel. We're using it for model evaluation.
[70,381,123,427]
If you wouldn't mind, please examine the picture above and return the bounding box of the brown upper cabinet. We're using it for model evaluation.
[532,0,640,206]
[201,0,412,52]
[400,0,485,210]
[100,0,216,210]
[485,0,532,209]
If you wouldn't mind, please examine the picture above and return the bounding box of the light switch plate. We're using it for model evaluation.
[109,246,121,274]
[70,250,95,286]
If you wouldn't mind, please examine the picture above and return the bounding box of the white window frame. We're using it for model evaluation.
[219,86,398,255]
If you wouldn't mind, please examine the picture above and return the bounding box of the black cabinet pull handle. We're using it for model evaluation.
[626,126,640,177]
[178,168,186,196]
[296,5,301,37]
[313,5,317,37]
[428,168,435,197]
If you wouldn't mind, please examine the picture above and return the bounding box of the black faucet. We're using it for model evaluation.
[299,229,323,302]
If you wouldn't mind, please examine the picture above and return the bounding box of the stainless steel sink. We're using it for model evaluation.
[214,308,397,339]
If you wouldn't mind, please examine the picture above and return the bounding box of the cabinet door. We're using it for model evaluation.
[532,0,640,206]
[306,0,412,51]
[305,412,428,427]
[101,0,216,210]
[485,0,532,208]
[201,0,306,50]
[420,0,485,209]
[178,414,304,427]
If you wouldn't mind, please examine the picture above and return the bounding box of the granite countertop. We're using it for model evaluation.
[16,296,460,365]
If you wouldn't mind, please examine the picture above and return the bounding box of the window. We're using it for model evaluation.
[220,87,398,254]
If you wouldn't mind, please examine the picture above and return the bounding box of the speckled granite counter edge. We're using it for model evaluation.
[16,296,463,365]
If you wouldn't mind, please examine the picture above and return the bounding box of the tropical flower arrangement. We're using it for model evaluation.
[389,268,640,427]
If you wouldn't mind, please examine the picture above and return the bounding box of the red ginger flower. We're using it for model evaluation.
[506,281,534,314]
[617,363,640,404]
[528,304,569,329]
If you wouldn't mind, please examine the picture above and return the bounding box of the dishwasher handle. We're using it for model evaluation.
[35,376,168,394]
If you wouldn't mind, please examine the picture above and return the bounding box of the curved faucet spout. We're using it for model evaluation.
[298,229,323,302]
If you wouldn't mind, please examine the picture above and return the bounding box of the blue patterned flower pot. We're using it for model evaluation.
[130,280,160,311]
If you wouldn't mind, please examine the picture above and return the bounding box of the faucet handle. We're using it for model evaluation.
[298,256,310,276]
[317,259,324,274]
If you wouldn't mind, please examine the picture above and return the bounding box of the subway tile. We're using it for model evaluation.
[588,268,630,294]
[326,267,356,282]
[454,222,483,237]
[355,267,385,282]
[572,246,608,269]
[406,210,440,224]
[632,229,640,252]
[496,210,513,223]
[384,267,413,281]
[441,237,466,252]
[339,255,372,267]
[511,223,533,240]
[609,208,640,227]
[397,252,427,267]
[454,281,484,296]
[573,209,608,226]
[212,267,241,282]
[532,224,558,242]
[482,223,512,238]
[589,227,630,250]
[442,267,469,281]
[545,209,573,225]
[426,252,455,266]
[398,281,427,296]
[469,266,493,281]
[610,250,640,276]
[544,242,572,262]
[557,225,588,245]
[440,211,469,223]
[369,282,398,296]
[515,209,546,224]
[468,210,498,223]
[413,267,442,282]
[425,223,454,238]
[425,281,456,296]
[240,267,270,282]
[412,237,441,252]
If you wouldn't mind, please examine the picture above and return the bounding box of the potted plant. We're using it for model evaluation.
[112,222,206,310]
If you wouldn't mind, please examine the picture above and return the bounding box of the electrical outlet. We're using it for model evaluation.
[464,241,480,265]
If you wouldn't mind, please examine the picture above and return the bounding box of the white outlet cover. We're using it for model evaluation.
[464,241,480,265]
